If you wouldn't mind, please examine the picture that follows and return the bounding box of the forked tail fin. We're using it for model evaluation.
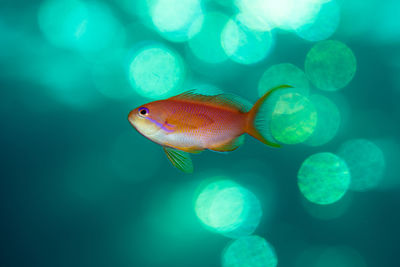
[245,85,293,147]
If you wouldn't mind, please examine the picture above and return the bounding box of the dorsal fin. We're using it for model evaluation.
[169,90,252,112]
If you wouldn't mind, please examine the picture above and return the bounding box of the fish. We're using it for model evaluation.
[128,85,291,173]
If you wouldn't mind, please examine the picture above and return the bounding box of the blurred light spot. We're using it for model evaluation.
[150,0,203,42]
[298,152,350,205]
[211,0,234,7]
[235,11,274,32]
[222,235,278,267]
[92,51,134,100]
[373,138,400,189]
[75,19,87,38]
[265,0,322,30]
[296,246,366,267]
[131,180,207,265]
[229,169,278,228]
[188,12,229,64]
[337,139,385,192]
[129,44,185,99]
[38,0,87,48]
[116,0,149,19]
[315,246,367,267]
[305,94,341,146]
[37,53,102,109]
[110,131,162,182]
[0,22,103,109]
[366,1,400,44]
[235,0,323,31]
[327,92,351,131]
[221,16,274,65]
[337,1,371,40]
[270,92,317,144]
[124,22,162,47]
[234,1,274,31]
[302,193,352,220]
[305,40,356,91]
[38,0,122,53]
[340,0,400,45]
[258,63,310,97]
[295,246,325,267]
[261,89,317,145]
[194,179,262,238]
[296,0,340,42]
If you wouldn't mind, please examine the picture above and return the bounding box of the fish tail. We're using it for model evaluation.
[244,85,293,147]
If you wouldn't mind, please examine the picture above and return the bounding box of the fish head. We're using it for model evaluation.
[128,101,169,138]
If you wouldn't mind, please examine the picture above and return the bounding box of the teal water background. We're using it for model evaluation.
[1,0,400,266]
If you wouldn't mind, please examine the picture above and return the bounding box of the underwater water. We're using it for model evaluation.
[1,0,400,266]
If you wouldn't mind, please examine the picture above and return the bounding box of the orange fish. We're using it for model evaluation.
[128,85,290,173]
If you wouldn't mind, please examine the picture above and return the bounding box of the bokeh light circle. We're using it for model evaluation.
[305,40,357,91]
[234,0,274,31]
[221,16,274,65]
[188,12,230,64]
[298,152,351,205]
[222,235,278,267]
[38,0,88,49]
[266,0,322,30]
[339,0,400,45]
[235,0,323,31]
[92,51,133,100]
[270,92,317,144]
[305,94,341,146]
[259,89,317,145]
[116,0,149,20]
[373,138,400,189]
[129,44,185,99]
[337,139,385,191]
[150,0,203,42]
[194,179,262,238]
[302,193,352,220]
[38,0,121,53]
[234,11,274,32]
[37,54,102,109]
[296,246,366,267]
[296,0,340,42]
[258,63,310,97]
[315,246,367,267]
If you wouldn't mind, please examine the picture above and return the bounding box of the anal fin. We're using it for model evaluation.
[163,147,194,173]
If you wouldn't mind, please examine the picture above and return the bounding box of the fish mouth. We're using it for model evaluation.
[127,111,142,133]
[128,109,137,124]
[128,113,162,137]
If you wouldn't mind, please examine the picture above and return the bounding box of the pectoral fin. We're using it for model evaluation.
[163,147,194,173]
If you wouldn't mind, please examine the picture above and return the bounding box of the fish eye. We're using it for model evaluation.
[138,107,149,117]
